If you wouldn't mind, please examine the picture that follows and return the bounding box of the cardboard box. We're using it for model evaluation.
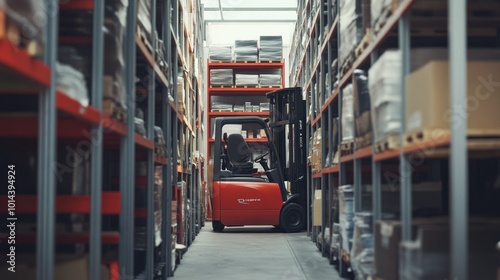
[400,219,500,280]
[4,254,109,280]
[374,218,448,280]
[313,190,322,226]
[406,61,500,137]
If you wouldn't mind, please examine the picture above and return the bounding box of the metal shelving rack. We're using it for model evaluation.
[205,61,285,160]
[290,0,490,279]
[0,0,204,279]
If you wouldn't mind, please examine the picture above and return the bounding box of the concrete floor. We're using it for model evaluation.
[171,225,344,280]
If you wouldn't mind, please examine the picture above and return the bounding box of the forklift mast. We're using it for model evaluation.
[266,87,307,209]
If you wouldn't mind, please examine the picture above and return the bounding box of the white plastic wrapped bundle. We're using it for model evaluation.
[341,84,354,142]
[371,0,394,31]
[259,36,283,61]
[210,69,233,86]
[339,0,363,67]
[235,40,258,61]
[351,212,374,279]
[56,62,89,107]
[235,74,259,86]
[338,185,355,253]
[368,50,402,143]
[2,0,46,45]
[259,74,282,86]
[209,46,233,61]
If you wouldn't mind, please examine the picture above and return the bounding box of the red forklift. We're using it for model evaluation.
[211,87,308,232]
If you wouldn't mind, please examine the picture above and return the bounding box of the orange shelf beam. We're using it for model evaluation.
[208,87,279,96]
[207,61,284,69]
[208,112,270,117]
[208,138,268,144]
[59,0,94,10]
[135,134,155,150]
[0,39,50,87]
[312,172,322,179]
[0,192,121,214]
[322,165,340,174]
[0,233,120,244]
[354,146,373,160]
[154,155,167,165]
[57,91,101,125]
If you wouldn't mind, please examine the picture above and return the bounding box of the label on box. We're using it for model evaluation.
[407,111,422,132]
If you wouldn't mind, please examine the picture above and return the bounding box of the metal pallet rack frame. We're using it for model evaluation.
[290,0,497,279]
[0,0,205,279]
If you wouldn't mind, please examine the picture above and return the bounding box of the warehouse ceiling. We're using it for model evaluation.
[201,0,297,23]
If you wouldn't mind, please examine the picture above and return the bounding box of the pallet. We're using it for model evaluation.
[341,249,351,265]
[374,134,400,153]
[258,85,282,89]
[137,25,153,55]
[209,85,234,88]
[0,9,44,57]
[340,140,354,157]
[234,61,258,64]
[234,85,259,88]
[257,60,284,64]
[103,98,127,122]
[339,51,355,77]
[355,132,372,150]
[372,0,400,36]
[155,145,167,157]
[405,128,450,146]
[208,60,233,63]
[354,29,371,58]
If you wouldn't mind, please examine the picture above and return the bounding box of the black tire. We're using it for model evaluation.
[280,203,306,233]
[212,220,225,232]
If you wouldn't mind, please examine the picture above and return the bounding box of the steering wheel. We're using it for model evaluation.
[254,152,269,163]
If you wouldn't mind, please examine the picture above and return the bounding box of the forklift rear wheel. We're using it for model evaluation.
[212,221,225,232]
[280,203,305,233]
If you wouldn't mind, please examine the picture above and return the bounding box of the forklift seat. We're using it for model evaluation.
[226,133,257,174]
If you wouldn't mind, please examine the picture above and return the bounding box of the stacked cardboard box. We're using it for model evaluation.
[406,60,500,139]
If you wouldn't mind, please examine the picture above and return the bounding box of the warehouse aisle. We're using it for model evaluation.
[171,226,343,280]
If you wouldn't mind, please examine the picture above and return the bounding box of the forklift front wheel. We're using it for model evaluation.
[212,221,225,232]
[280,203,305,233]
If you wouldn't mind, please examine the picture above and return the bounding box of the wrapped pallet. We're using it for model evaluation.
[371,0,398,35]
[234,40,258,62]
[351,212,374,280]
[209,69,233,86]
[368,50,401,144]
[137,0,152,41]
[2,0,46,49]
[338,185,355,253]
[209,46,233,62]
[339,0,364,68]
[259,74,282,87]
[341,84,354,142]
[235,74,259,86]
[353,69,372,147]
[259,36,283,62]
[103,0,129,120]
